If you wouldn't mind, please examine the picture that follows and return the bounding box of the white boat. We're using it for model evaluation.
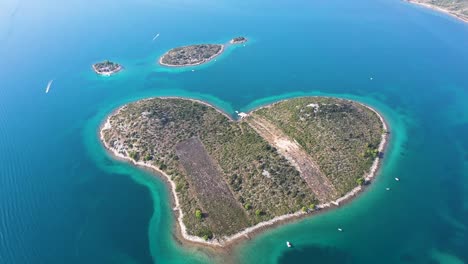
[386,187,390,191]
[395,177,400,181]
[238,112,248,118]
[338,228,343,232]
[286,241,292,248]
[45,80,53,93]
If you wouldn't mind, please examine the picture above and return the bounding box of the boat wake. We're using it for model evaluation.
[45,80,53,94]
[152,33,160,41]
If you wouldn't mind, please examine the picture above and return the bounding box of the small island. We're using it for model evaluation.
[407,0,468,23]
[100,97,388,246]
[159,44,224,67]
[230,36,248,44]
[92,60,122,76]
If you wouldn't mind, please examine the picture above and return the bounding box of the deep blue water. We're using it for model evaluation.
[0,0,467,263]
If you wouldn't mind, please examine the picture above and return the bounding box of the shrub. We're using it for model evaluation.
[195,209,202,220]
[196,229,213,240]
[244,203,252,210]
[129,151,139,161]
[144,154,152,161]
[309,203,316,210]
[364,148,379,159]
[356,178,365,186]
[255,209,262,216]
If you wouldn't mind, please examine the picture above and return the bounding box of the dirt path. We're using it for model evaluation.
[246,116,337,202]
[176,137,250,234]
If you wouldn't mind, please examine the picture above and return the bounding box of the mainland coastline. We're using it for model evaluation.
[406,0,468,23]
[99,96,389,248]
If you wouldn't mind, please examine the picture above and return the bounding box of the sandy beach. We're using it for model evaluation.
[99,97,389,248]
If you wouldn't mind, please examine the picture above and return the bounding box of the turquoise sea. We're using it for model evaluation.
[0,0,467,263]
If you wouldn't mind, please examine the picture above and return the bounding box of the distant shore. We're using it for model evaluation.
[159,45,225,67]
[406,0,468,23]
[99,96,389,248]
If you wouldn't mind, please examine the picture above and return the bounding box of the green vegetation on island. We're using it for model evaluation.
[92,60,122,76]
[249,97,383,197]
[159,44,223,67]
[101,97,385,240]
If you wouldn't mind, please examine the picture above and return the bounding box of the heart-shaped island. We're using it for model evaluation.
[100,97,387,246]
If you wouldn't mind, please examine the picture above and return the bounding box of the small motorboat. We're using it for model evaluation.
[395,177,400,181]
[338,228,343,232]
[386,187,390,191]
[286,241,292,248]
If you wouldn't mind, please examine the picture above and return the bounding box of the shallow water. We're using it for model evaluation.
[0,0,467,263]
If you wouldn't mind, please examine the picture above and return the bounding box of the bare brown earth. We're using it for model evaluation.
[246,116,337,202]
[175,137,250,236]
